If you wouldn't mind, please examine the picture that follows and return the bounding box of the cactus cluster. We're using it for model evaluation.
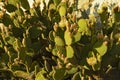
[0,0,120,80]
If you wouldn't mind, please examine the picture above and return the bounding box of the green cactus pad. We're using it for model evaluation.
[19,0,30,10]
[113,6,120,23]
[59,6,66,17]
[94,42,107,56]
[66,46,74,58]
[73,31,81,43]
[57,46,66,56]
[53,0,61,5]
[59,19,66,28]
[6,36,15,45]
[30,8,38,17]
[77,19,87,33]
[35,70,48,80]
[2,14,13,26]
[64,31,72,45]
[8,0,19,7]
[53,68,65,80]
[67,67,78,74]
[52,46,58,56]
[15,8,24,16]
[28,27,41,39]
[55,36,65,46]
[5,4,17,12]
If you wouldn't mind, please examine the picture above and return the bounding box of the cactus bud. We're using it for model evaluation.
[66,63,72,69]
[61,54,65,61]
[64,57,69,64]
[53,22,58,32]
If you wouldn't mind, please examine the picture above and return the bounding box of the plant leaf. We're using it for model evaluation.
[53,68,65,80]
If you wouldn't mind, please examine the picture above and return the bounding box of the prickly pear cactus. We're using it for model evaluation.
[0,0,120,80]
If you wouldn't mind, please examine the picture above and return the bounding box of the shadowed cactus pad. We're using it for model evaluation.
[53,68,65,80]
